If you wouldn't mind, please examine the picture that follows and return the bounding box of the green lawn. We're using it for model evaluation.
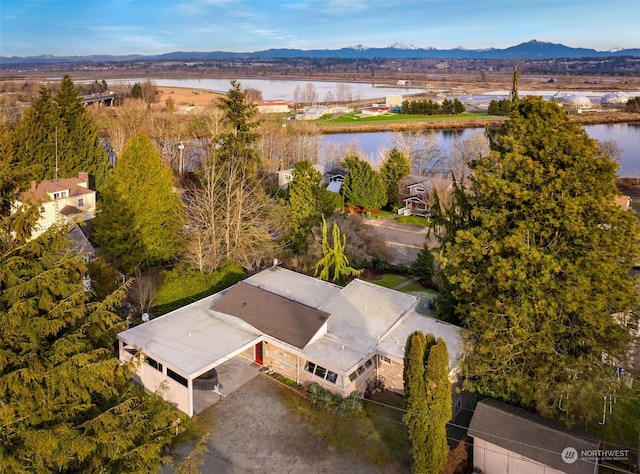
[395,215,430,227]
[319,112,487,125]
[281,382,410,470]
[366,210,430,227]
[361,273,408,288]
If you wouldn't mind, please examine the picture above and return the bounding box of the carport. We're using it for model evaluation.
[192,357,261,415]
[118,292,266,417]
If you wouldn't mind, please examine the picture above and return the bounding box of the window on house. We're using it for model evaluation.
[146,356,163,372]
[314,365,327,379]
[52,190,68,200]
[415,186,425,194]
[304,361,337,385]
[77,197,84,207]
[124,346,138,356]
[167,368,188,387]
[380,356,391,364]
[348,357,375,384]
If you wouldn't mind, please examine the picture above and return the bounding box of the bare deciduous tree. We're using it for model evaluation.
[183,154,278,272]
[392,130,445,176]
[258,121,321,173]
[129,267,160,314]
[87,98,148,160]
[598,139,624,162]
[446,131,490,181]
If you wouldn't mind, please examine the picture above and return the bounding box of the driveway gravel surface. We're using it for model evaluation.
[164,375,405,473]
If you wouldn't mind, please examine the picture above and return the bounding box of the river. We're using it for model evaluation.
[107,77,426,102]
[320,123,640,177]
[96,77,639,176]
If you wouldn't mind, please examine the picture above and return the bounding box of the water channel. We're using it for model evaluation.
[320,123,640,177]
[104,78,639,176]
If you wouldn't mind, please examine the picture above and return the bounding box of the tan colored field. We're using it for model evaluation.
[156,86,223,108]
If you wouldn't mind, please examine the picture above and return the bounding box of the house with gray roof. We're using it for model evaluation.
[118,266,464,417]
[469,398,601,474]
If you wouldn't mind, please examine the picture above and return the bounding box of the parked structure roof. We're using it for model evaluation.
[119,292,263,377]
[468,398,601,474]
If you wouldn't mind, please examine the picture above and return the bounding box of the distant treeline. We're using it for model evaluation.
[400,98,465,115]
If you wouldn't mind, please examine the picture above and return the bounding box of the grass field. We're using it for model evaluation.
[319,111,488,126]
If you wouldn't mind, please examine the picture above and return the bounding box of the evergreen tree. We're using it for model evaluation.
[314,217,361,284]
[424,338,451,474]
[0,151,180,472]
[55,75,109,189]
[216,79,262,172]
[410,243,435,283]
[285,160,334,252]
[10,86,61,183]
[340,155,387,210]
[510,61,521,103]
[10,75,109,190]
[403,331,430,473]
[379,147,411,205]
[94,133,184,272]
[404,332,451,474]
[439,97,639,425]
[131,82,143,99]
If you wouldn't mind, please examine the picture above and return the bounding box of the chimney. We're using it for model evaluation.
[77,171,89,183]
[30,181,37,192]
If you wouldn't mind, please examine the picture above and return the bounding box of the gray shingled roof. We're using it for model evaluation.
[210,282,331,349]
[468,398,601,474]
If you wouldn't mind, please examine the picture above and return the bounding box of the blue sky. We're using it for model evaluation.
[1,0,638,57]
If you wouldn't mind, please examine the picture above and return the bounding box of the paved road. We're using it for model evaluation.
[364,218,436,265]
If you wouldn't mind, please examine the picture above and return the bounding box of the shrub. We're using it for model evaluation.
[307,384,363,416]
[336,392,364,416]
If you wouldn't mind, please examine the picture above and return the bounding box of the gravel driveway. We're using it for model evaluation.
[164,375,404,473]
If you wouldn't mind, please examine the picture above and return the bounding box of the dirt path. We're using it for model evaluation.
[164,375,404,474]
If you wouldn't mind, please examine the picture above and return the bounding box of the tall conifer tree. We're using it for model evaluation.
[94,133,184,272]
[380,147,411,205]
[404,332,451,474]
[340,155,387,210]
[439,97,639,425]
[0,143,180,472]
[11,75,109,189]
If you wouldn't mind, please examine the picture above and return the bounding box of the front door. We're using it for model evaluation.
[254,342,263,365]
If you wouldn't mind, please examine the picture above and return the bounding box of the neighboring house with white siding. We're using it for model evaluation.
[16,172,96,239]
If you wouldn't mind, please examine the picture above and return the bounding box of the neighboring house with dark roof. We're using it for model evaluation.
[15,172,96,239]
[118,266,464,417]
[325,169,347,194]
[65,221,97,261]
[397,175,455,216]
[469,398,601,474]
[397,175,431,216]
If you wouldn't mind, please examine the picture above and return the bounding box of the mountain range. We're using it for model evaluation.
[2,40,639,64]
